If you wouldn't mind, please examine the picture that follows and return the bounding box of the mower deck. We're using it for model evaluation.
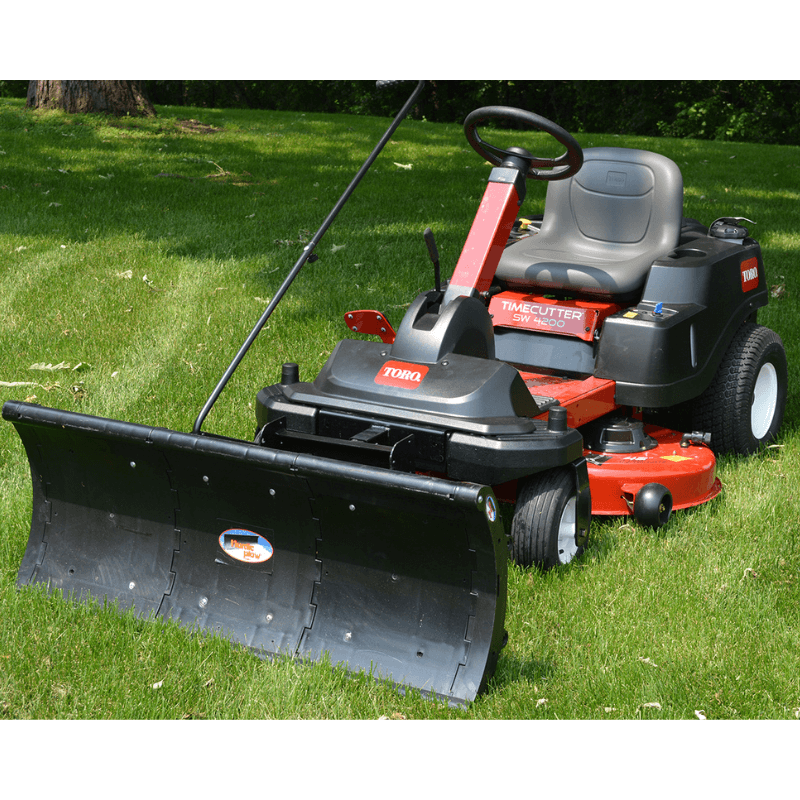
[584,425,721,516]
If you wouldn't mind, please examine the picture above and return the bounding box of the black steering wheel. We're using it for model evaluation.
[464,106,583,181]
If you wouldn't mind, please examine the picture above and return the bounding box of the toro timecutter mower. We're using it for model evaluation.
[3,81,787,705]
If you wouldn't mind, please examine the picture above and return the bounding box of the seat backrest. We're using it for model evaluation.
[538,147,683,258]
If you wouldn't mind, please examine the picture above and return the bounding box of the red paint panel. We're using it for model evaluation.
[525,373,618,429]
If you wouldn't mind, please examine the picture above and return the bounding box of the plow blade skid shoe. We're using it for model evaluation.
[4,401,507,705]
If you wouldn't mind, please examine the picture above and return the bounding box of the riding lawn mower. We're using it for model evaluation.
[3,80,787,705]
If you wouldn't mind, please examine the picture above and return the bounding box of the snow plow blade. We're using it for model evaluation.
[3,400,507,705]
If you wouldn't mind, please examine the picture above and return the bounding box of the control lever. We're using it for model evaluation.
[423,226,441,293]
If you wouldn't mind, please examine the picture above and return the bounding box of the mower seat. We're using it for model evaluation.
[495,147,684,301]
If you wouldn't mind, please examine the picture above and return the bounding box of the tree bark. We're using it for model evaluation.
[26,80,156,117]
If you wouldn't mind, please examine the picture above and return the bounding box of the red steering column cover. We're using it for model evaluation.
[444,180,522,303]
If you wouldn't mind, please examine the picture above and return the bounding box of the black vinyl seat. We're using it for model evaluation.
[495,147,684,301]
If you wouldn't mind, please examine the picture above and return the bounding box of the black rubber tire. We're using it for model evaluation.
[510,467,583,569]
[692,323,787,456]
[633,483,673,528]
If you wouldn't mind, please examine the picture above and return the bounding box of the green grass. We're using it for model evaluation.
[1,98,799,722]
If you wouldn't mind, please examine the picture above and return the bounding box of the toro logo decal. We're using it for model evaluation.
[741,257,760,292]
[374,360,429,389]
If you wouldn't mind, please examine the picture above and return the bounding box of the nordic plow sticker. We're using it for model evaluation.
[219,529,274,564]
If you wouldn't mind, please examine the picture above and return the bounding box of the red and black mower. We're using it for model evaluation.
[3,81,787,705]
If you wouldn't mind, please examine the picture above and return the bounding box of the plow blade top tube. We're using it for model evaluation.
[3,401,508,705]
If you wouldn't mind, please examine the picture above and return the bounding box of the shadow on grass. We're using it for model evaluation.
[492,653,556,688]
[0,102,462,268]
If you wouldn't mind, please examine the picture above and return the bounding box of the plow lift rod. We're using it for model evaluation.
[193,80,426,434]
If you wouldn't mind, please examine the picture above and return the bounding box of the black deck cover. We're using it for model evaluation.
[3,400,508,705]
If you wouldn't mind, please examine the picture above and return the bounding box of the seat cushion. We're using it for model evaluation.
[495,147,684,300]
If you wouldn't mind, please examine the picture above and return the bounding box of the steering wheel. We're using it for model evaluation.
[464,106,583,180]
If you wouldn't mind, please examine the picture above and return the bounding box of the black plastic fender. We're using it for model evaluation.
[596,239,769,407]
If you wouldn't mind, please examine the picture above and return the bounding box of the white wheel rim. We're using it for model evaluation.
[557,495,578,564]
[751,361,779,441]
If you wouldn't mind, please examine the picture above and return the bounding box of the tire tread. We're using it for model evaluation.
[692,323,786,455]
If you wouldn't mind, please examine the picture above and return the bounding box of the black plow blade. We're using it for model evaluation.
[3,401,507,705]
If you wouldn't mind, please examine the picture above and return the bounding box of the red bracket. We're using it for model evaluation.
[344,310,396,344]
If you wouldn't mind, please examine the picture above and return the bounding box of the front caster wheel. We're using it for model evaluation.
[511,467,586,569]
[633,483,673,528]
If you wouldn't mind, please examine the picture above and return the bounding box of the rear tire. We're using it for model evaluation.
[511,468,583,569]
[693,323,787,455]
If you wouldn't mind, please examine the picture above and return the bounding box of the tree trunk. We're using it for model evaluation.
[26,80,156,117]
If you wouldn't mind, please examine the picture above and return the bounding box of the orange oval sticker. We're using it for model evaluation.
[219,529,273,564]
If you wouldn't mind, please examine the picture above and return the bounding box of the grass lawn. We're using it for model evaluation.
[1,94,798,741]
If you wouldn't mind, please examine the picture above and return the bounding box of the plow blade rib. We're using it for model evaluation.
[3,401,507,705]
